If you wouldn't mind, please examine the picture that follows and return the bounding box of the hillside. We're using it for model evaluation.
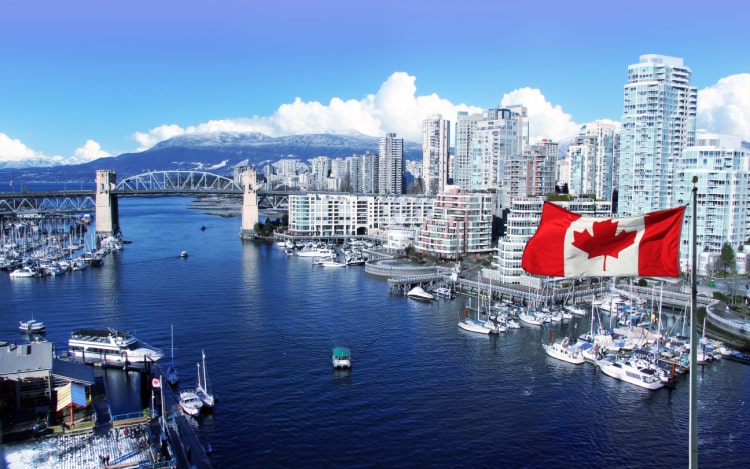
[0,132,422,182]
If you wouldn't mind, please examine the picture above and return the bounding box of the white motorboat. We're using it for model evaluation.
[19,318,46,334]
[596,358,664,390]
[196,349,216,408]
[179,389,203,417]
[9,266,38,278]
[68,328,163,369]
[180,250,189,258]
[332,347,352,369]
[432,287,455,299]
[543,338,584,365]
[320,260,346,268]
[407,286,434,301]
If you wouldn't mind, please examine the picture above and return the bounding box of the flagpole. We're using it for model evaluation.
[689,177,698,468]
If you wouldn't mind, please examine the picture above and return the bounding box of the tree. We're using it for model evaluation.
[717,242,737,278]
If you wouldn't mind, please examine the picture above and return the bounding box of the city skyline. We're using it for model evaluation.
[1,0,748,167]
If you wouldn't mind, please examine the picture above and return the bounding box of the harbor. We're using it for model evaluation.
[3,196,750,467]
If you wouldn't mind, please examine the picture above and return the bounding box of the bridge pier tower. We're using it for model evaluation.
[95,170,120,244]
[239,168,259,240]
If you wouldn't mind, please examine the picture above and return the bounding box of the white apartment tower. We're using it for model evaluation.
[378,132,404,195]
[469,106,528,191]
[618,54,697,216]
[563,122,619,200]
[673,134,750,275]
[453,111,481,189]
[360,151,379,194]
[422,114,451,195]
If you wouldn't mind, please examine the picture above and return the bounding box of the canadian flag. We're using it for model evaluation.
[521,202,685,278]
[152,377,161,388]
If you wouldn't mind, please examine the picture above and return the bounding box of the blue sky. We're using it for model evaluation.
[1,0,749,166]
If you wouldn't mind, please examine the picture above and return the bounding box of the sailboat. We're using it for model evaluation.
[196,349,216,408]
[165,324,179,386]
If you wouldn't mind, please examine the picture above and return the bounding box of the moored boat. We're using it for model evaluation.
[543,338,584,365]
[596,357,664,390]
[407,286,434,301]
[196,349,216,408]
[179,389,203,417]
[67,327,163,369]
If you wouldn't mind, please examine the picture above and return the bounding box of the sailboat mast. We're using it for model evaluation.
[202,349,208,390]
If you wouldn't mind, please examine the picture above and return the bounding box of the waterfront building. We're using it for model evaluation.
[673,133,750,276]
[487,197,612,287]
[561,122,619,200]
[422,114,451,195]
[287,192,431,238]
[378,133,404,195]
[453,111,482,189]
[469,106,528,192]
[618,54,697,216]
[0,341,94,417]
[413,187,493,260]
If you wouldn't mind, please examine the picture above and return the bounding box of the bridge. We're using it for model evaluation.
[0,169,273,242]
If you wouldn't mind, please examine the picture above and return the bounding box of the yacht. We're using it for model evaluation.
[67,328,163,369]
[596,357,664,390]
[543,338,584,365]
[179,389,203,417]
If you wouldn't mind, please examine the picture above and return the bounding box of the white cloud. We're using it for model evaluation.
[697,73,750,141]
[6,72,750,167]
[132,72,485,148]
[0,133,47,163]
[500,87,581,144]
[71,140,111,163]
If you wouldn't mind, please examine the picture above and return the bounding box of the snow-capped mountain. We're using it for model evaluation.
[0,132,422,182]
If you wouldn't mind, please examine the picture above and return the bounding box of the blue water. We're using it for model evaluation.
[3,196,750,468]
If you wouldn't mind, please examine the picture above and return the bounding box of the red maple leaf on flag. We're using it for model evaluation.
[572,219,636,271]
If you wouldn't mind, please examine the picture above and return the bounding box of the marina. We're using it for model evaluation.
[2,196,750,467]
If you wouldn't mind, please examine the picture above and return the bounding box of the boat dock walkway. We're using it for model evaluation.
[54,422,166,468]
[153,365,214,469]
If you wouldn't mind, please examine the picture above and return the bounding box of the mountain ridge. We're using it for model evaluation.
[0,132,423,182]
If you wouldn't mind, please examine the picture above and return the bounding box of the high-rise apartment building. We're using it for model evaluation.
[360,151,379,194]
[422,114,451,195]
[469,106,528,191]
[618,54,697,216]
[453,111,481,189]
[673,133,750,275]
[378,132,404,195]
[562,122,619,200]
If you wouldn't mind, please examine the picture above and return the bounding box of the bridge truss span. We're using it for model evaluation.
[115,170,242,195]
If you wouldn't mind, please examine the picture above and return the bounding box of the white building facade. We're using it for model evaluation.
[378,132,404,195]
[562,122,619,200]
[673,133,750,276]
[422,114,451,195]
[413,187,494,260]
[287,193,432,239]
[618,54,697,216]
